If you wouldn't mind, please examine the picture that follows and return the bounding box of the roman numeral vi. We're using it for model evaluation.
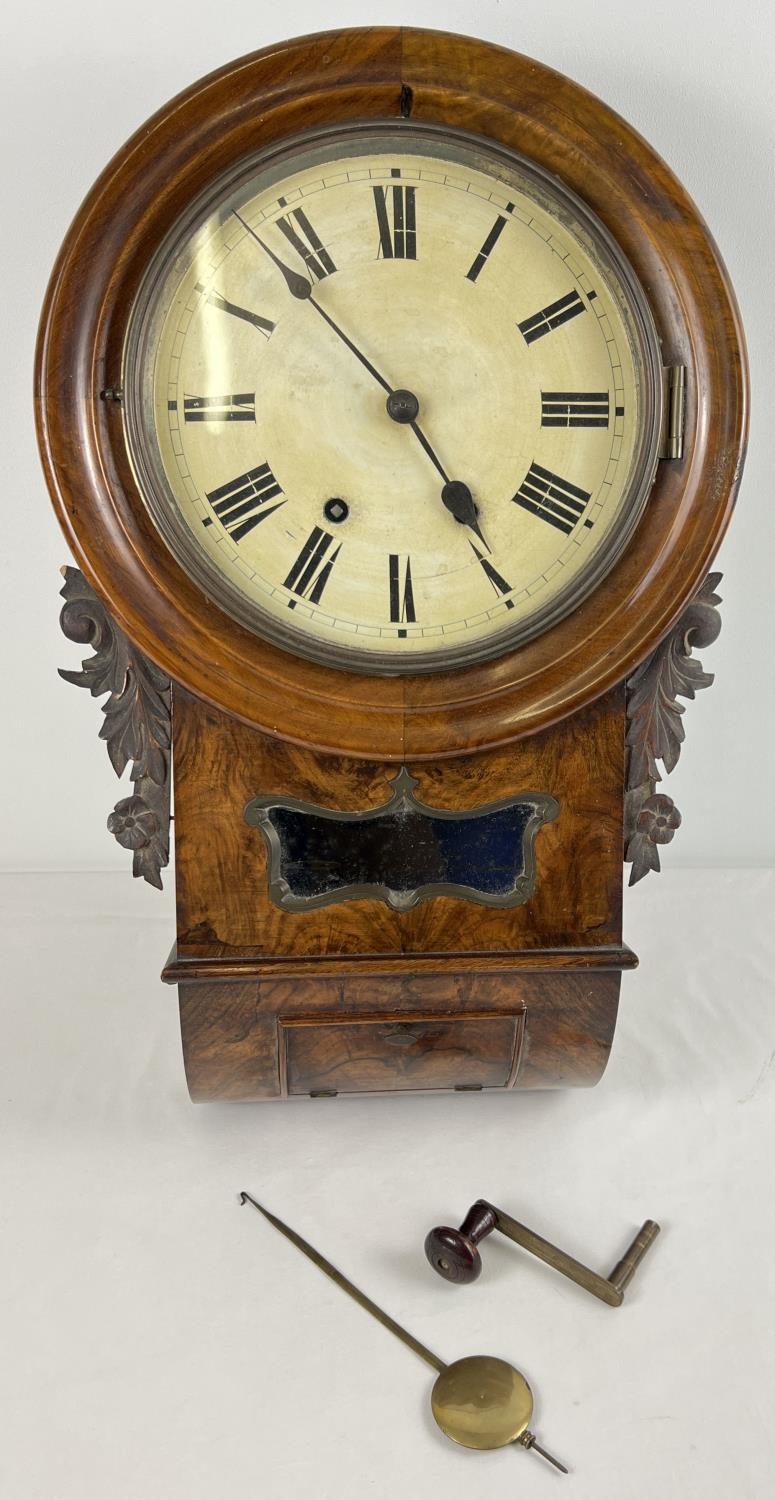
[389,555,416,626]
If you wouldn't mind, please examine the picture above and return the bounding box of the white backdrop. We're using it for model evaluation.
[2,866,774,1500]
[2,0,773,871]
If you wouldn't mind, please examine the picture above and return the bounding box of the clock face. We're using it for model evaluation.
[124,123,662,673]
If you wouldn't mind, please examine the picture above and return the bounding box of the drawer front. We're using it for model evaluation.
[280,1012,524,1096]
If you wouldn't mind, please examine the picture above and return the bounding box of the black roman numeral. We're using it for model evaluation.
[205,464,285,542]
[518,290,586,345]
[373,181,417,259]
[284,527,340,604]
[470,543,514,607]
[276,208,336,281]
[512,463,591,535]
[389,555,416,627]
[196,283,275,338]
[466,216,507,282]
[541,392,610,428]
[183,393,255,422]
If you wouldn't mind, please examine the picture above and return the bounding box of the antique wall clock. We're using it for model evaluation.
[37,29,747,1101]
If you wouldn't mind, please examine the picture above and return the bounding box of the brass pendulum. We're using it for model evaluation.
[239,1191,568,1473]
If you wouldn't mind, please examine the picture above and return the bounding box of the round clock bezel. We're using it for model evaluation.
[121,119,664,677]
[35,27,748,759]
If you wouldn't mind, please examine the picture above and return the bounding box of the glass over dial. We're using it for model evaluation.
[124,124,662,673]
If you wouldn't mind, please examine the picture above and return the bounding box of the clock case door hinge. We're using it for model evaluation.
[658,365,686,460]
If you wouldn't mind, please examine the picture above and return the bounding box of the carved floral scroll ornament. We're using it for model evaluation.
[624,572,722,885]
[58,567,171,888]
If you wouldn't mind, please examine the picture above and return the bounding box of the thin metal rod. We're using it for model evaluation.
[239,1193,446,1374]
[521,1431,569,1474]
[492,1206,659,1307]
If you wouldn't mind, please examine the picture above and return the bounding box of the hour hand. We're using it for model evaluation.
[442,480,490,552]
[233,211,311,300]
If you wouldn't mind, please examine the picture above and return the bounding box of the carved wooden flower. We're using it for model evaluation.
[107,795,159,851]
[627,791,683,884]
[636,793,682,846]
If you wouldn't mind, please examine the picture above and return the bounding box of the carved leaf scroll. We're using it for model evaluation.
[624,572,722,885]
[58,567,171,888]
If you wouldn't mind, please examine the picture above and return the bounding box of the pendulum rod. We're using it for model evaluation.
[239,1191,446,1374]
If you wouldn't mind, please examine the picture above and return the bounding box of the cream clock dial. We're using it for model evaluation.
[124,124,663,672]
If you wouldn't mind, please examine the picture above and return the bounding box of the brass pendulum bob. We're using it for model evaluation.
[240,1192,568,1473]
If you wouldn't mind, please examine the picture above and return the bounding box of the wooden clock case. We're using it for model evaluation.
[36,29,747,1101]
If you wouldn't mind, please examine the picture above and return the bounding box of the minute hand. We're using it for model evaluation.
[243,215,487,540]
[239,215,396,399]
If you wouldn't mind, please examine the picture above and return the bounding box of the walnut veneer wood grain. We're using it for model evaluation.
[176,970,622,1100]
[171,684,626,959]
[281,1012,524,1095]
[169,684,629,1098]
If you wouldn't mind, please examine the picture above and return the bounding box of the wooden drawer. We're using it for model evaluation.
[280,1012,524,1096]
